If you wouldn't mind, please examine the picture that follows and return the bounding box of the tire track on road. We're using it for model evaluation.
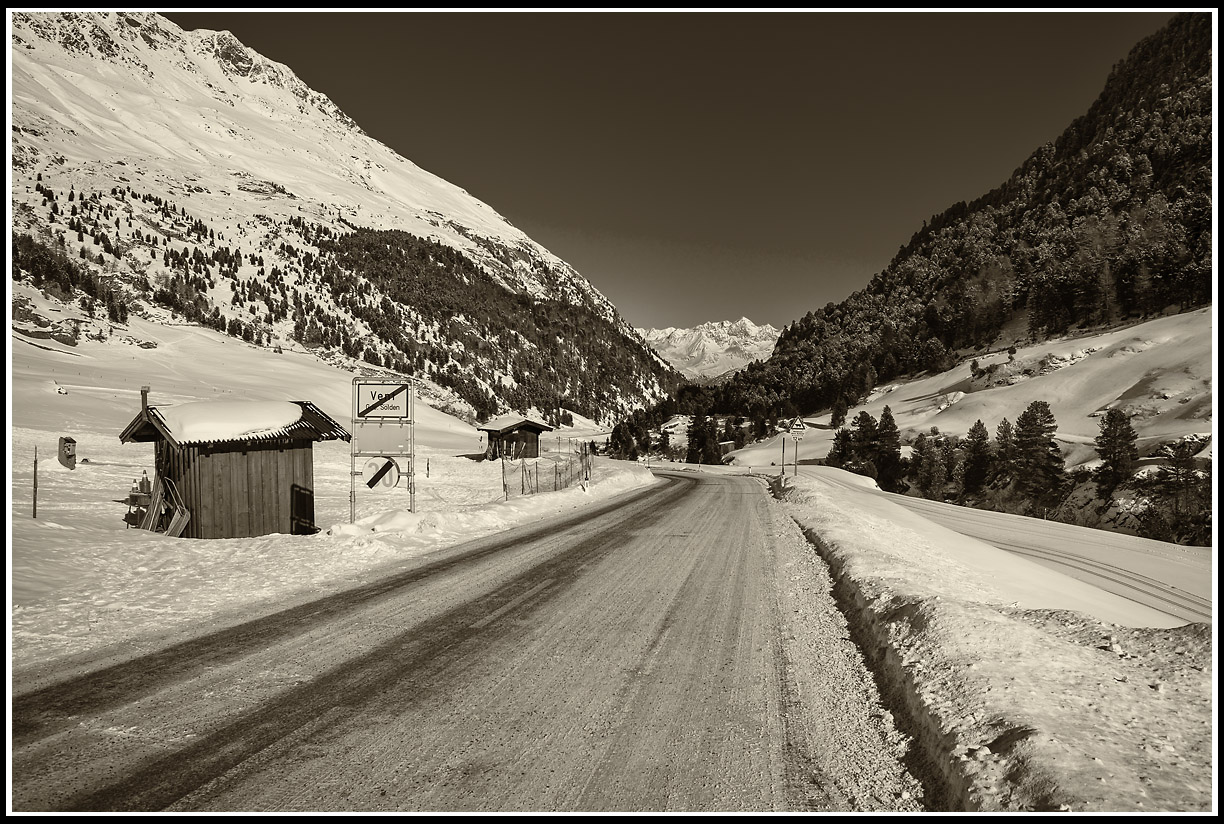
[11,477,681,749]
[12,477,699,811]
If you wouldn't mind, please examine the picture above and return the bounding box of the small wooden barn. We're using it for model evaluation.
[478,415,554,460]
[120,389,350,539]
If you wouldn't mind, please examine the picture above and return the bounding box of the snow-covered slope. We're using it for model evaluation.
[9,11,675,422]
[10,11,611,312]
[636,317,780,381]
[731,308,1214,470]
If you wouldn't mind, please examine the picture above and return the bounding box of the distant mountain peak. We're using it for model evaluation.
[636,319,780,381]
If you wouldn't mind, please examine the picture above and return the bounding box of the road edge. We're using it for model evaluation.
[765,474,1048,812]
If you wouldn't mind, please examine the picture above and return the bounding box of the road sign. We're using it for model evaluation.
[355,382,412,419]
[362,456,400,489]
[789,419,805,438]
[351,377,419,519]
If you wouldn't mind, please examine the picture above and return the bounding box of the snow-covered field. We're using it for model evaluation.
[7,306,1216,811]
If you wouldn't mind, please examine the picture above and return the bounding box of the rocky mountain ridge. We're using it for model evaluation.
[636,318,780,381]
[10,11,677,423]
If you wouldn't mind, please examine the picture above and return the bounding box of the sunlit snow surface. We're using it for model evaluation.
[156,400,303,443]
[731,308,1213,470]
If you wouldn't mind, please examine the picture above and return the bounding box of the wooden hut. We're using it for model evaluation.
[478,415,554,460]
[120,388,350,539]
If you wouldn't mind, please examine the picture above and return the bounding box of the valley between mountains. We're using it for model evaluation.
[9,10,1214,815]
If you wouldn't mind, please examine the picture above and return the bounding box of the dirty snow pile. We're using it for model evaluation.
[776,467,1213,813]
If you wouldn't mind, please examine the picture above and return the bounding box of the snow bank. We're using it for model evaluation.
[775,468,1213,812]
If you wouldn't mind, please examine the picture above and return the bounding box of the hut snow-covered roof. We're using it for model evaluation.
[476,415,554,436]
[121,400,350,447]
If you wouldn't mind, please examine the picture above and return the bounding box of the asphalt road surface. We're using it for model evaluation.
[11,470,922,812]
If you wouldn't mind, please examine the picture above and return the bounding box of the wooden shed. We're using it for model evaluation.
[478,415,554,460]
[120,389,350,539]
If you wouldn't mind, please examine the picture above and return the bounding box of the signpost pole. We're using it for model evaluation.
[787,418,804,478]
[410,382,416,514]
[780,437,785,477]
[350,382,357,524]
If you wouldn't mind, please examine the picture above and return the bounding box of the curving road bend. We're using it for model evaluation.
[11,470,921,813]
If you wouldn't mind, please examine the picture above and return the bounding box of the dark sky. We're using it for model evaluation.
[163,10,1175,330]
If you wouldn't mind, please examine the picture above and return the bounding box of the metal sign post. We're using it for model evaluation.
[351,377,419,521]
[788,418,805,477]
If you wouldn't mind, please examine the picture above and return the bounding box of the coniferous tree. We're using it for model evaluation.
[913,432,947,500]
[830,397,849,428]
[1014,401,1066,508]
[686,413,710,464]
[875,405,903,491]
[1136,441,1209,544]
[962,419,993,496]
[1092,408,1139,500]
[993,417,1017,482]
[851,410,879,467]
[826,428,853,469]
[732,415,747,449]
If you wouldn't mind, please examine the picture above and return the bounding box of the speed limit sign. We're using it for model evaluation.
[361,456,400,489]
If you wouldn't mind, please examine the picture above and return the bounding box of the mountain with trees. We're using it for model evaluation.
[608,13,1211,544]
[665,12,1211,422]
[9,11,678,424]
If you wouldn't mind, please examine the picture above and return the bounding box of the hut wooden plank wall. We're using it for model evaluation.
[157,440,316,539]
[121,394,349,539]
[478,416,554,460]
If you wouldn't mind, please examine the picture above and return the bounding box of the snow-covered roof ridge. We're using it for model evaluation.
[476,414,554,434]
[120,399,351,446]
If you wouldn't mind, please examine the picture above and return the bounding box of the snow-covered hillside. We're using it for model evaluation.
[9,11,675,423]
[636,317,779,381]
[9,11,611,313]
[732,309,1214,470]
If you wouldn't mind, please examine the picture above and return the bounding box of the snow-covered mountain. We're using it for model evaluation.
[9,11,676,423]
[636,318,780,382]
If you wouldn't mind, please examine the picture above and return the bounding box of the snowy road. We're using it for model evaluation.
[10,471,919,812]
